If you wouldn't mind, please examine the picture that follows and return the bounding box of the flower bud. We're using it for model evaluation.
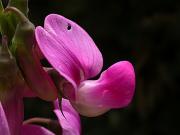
[6,7,58,101]
[0,36,22,101]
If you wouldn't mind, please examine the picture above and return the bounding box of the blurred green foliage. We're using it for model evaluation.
[23,0,180,135]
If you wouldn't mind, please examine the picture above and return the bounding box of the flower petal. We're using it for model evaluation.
[0,103,10,135]
[35,26,80,99]
[21,124,55,135]
[35,14,103,85]
[54,99,81,135]
[72,61,135,117]
[44,14,103,80]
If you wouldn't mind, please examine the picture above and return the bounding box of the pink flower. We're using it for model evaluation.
[0,93,80,135]
[35,14,135,117]
[0,91,54,135]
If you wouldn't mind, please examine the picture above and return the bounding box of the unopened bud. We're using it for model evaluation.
[6,7,58,101]
[0,36,21,101]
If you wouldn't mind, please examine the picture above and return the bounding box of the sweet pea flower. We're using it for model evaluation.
[35,14,135,117]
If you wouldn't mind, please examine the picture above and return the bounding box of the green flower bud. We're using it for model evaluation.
[0,36,23,101]
[6,7,58,101]
[0,0,28,44]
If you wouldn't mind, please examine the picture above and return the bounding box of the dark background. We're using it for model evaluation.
[24,0,180,134]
